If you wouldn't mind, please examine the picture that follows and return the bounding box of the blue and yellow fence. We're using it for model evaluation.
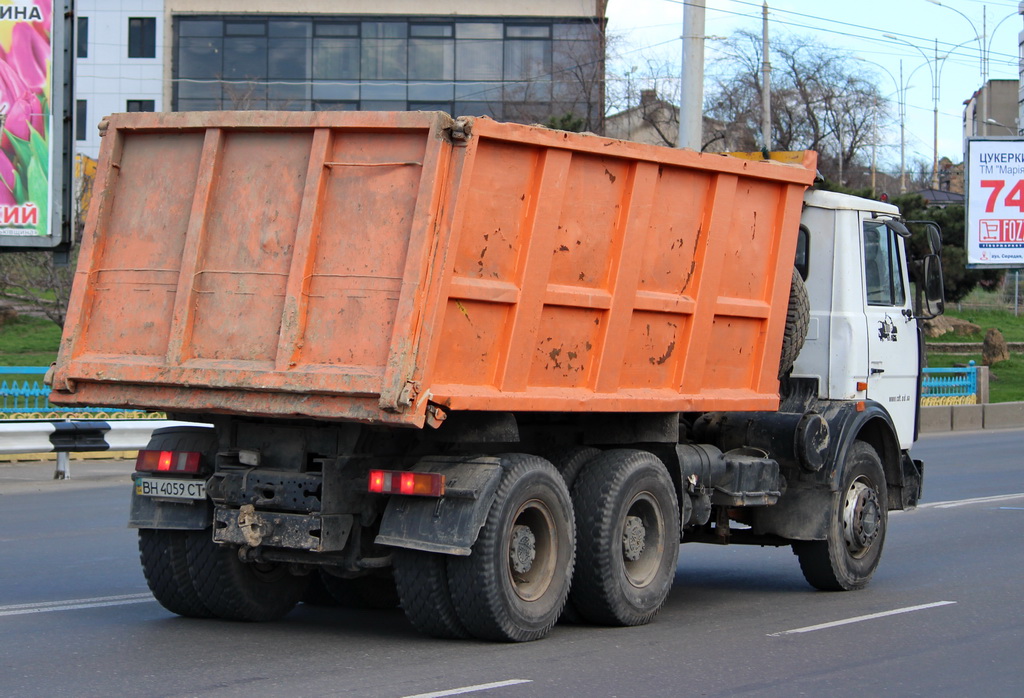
[0,367,160,419]
[921,364,979,406]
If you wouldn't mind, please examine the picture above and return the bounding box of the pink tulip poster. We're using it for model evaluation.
[0,0,51,237]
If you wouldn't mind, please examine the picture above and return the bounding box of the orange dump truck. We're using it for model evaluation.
[51,111,943,642]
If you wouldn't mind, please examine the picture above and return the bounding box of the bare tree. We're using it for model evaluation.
[705,31,886,183]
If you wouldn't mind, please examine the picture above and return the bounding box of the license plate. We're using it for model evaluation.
[135,477,206,501]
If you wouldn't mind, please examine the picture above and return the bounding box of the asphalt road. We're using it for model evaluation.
[0,429,1021,698]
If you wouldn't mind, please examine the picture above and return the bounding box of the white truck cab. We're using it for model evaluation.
[794,189,940,449]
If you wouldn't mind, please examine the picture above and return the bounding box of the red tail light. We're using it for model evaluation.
[135,450,201,474]
[368,469,445,497]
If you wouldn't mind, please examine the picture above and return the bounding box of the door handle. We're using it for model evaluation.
[870,368,885,375]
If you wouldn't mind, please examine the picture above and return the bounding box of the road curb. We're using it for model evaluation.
[920,401,1024,433]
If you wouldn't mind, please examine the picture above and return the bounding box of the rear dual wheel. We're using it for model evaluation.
[570,450,680,626]
[184,532,309,622]
[445,454,575,642]
[137,428,216,619]
[138,528,212,618]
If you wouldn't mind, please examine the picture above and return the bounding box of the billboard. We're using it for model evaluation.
[965,137,1024,268]
[0,0,72,251]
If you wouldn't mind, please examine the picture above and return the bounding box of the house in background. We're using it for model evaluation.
[604,89,754,152]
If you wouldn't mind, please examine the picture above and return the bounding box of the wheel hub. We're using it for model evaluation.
[509,524,537,575]
[622,515,646,562]
[843,480,881,556]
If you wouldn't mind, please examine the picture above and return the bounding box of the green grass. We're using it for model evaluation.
[0,315,61,367]
[929,307,1024,343]
[926,353,1024,404]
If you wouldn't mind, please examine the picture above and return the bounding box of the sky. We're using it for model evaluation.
[604,0,1022,175]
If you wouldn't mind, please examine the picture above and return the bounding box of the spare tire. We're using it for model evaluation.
[779,267,810,378]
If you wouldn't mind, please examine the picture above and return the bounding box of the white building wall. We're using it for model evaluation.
[76,0,165,159]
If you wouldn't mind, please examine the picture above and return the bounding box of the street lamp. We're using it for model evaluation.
[984,117,1017,135]
[926,1,1018,136]
[883,33,978,190]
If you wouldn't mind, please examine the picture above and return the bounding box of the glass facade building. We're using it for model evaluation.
[173,15,604,126]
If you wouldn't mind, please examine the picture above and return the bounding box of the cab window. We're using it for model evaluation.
[863,221,906,307]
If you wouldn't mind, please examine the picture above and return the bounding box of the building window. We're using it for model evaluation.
[129,17,157,58]
[409,23,453,80]
[76,100,87,141]
[77,16,88,58]
[127,100,155,112]
[173,15,601,122]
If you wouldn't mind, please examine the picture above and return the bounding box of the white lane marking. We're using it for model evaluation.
[0,593,153,617]
[768,601,956,637]
[918,493,1024,509]
[403,679,533,698]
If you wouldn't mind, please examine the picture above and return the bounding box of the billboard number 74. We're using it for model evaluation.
[967,138,1024,268]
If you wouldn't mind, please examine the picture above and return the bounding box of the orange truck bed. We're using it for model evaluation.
[50,111,816,427]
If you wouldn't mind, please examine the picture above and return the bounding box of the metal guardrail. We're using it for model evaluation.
[0,419,211,479]
[921,363,979,406]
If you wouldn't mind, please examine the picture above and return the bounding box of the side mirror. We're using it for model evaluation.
[925,224,942,255]
[919,253,945,319]
[905,220,942,255]
[885,219,910,238]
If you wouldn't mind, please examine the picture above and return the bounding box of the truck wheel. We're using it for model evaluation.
[184,532,308,622]
[547,447,600,624]
[393,549,470,639]
[570,450,680,626]
[792,441,888,591]
[137,428,219,618]
[138,529,213,618]
[548,446,600,492]
[447,454,575,642]
[779,267,810,378]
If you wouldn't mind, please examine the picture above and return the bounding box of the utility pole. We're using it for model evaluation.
[981,6,988,137]
[678,0,706,149]
[932,38,939,190]
[899,60,906,194]
[761,2,771,151]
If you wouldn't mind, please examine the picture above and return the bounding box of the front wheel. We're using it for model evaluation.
[447,454,575,642]
[792,441,888,591]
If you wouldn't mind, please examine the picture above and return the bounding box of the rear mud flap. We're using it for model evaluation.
[375,456,503,556]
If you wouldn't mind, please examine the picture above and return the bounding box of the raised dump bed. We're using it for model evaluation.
[51,111,816,426]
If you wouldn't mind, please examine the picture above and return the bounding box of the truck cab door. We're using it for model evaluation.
[862,220,918,448]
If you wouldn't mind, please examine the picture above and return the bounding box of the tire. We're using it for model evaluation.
[447,454,575,642]
[138,529,213,618]
[547,447,600,624]
[393,548,470,639]
[548,446,600,492]
[792,441,888,591]
[137,428,218,618]
[779,267,810,378]
[184,530,309,622]
[570,450,680,627]
[318,570,400,610]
